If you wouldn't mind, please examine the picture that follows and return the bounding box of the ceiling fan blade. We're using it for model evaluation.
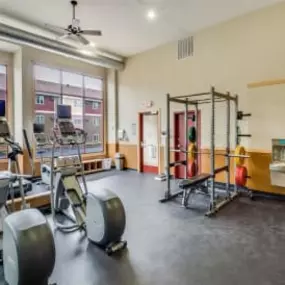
[44,23,68,34]
[81,30,102,36]
[76,34,89,45]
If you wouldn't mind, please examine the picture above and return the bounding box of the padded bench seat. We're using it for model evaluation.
[179,173,211,190]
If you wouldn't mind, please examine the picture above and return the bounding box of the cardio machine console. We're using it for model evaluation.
[56,105,77,143]
[33,123,50,147]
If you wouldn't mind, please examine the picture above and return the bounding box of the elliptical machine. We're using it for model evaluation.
[50,104,127,254]
[0,100,56,285]
[33,123,53,186]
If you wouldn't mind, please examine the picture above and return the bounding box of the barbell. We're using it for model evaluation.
[170,149,250,158]
[170,145,250,166]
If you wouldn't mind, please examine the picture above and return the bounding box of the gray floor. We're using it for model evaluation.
[3,171,285,285]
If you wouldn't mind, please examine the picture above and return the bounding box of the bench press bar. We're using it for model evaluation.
[170,149,250,159]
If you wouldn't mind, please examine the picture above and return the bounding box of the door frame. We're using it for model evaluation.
[137,109,161,174]
[174,110,201,178]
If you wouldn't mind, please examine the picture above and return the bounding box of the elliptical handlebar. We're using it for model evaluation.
[22,129,34,177]
[75,128,87,145]
[4,137,23,155]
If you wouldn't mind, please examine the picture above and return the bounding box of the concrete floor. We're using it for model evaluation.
[2,170,285,285]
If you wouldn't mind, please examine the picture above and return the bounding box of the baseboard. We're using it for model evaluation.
[214,181,285,201]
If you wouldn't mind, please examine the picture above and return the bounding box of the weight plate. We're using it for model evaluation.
[188,143,197,162]
[188,127,196,143]
[235,145,246,166]
[235,166,248,187]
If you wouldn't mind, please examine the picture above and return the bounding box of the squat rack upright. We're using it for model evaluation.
[160,86,239,216]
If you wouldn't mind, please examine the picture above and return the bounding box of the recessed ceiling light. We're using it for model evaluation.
[147,9,157,21]
[79,49,93,56]
[89,42,96,48]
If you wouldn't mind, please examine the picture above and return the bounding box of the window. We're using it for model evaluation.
[93,134,100,143]
[74,99,82,107]
[92,101,100,109]
[36,95,44,105]
[73,118,82,125]
[35,115,45,124]
[0,65,7,159]
[33,64,104,157]
[93,117,100,126]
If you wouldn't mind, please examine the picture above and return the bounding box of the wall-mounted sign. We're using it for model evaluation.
[141,100,153,108]
[132,123,137,136]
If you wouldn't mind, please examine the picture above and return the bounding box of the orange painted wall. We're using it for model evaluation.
[109,144,283,195]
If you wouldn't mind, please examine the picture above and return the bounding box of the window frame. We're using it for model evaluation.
[0,64,8,160]
[92,101,100,110]
[36,95,45,105]
[73,118,83,125]
[35,114,45,124]
[93,133,100,143]
[33,63,105,157]
[93,116,100,126]
[73,99,82,107]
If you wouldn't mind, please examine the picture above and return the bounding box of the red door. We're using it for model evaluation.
[174,111,201,178]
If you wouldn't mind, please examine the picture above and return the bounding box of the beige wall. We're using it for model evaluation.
[118,2,285,150]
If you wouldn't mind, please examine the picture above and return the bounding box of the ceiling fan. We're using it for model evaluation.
[45,0,102,45]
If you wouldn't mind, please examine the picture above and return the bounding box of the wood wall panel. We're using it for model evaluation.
[113,144,285,195]
[118,144,138,169]
[107,143,117,164]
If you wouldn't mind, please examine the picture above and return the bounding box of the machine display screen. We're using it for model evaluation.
[0,100,6,117]
[0,120,10,138]
[33,123,45,134]
[57,104,72,119]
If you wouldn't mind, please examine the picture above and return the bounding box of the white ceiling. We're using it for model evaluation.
[0,0,283,56]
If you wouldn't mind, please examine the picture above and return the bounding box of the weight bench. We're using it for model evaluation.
[178,173,211,208]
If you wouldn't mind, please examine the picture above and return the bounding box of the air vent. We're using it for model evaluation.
[178,36,194,60]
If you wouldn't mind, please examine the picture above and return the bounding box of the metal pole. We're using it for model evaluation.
[166,93,171,198]
[226,92,231,198]
[210,87,215,210]
[185,98,189,179]
[234,94,239,193]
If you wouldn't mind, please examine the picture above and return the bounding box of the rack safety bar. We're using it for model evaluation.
[214,165,228,175]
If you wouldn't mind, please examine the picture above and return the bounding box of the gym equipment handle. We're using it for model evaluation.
[22,129,35,176]
[170,148,250,158]
[23,129,33,159]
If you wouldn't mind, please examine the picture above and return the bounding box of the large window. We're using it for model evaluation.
[34,65,104,158]
[0,65,7,159]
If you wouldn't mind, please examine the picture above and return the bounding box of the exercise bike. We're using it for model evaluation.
[50,104,127,255]
[0,100,56,285]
